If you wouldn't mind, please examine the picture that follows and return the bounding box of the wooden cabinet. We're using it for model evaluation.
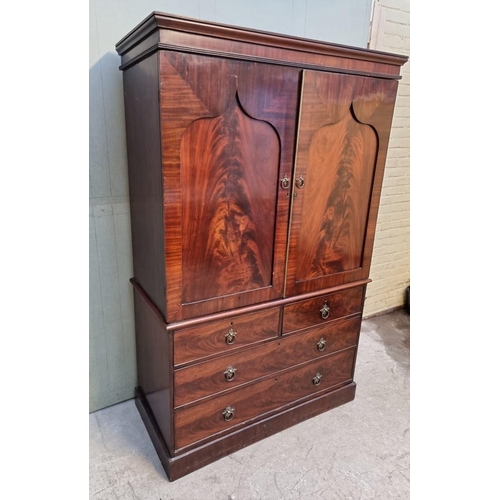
[116,12,407,481]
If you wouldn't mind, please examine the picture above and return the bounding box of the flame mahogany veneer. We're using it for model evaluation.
[117,12,407,481]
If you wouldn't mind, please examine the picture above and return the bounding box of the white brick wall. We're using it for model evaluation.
[364,0,410,316]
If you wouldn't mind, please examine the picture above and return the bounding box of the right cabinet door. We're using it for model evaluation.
[285,70,399,297]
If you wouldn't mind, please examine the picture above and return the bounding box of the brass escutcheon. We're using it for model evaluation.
[280,174,291,190]
[222,405,235,421]
[224,365,237,381]
[317,337,326,352]
[312,373,323,386]
[225,323,237,345]
[320,301,330,320]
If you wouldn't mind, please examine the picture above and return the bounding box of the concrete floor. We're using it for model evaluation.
[90,310,410,500]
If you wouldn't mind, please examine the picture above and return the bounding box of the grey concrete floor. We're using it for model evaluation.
[90,310,410,500]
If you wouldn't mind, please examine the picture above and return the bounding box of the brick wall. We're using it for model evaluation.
[364,0,410,316]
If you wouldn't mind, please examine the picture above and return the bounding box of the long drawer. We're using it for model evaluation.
[282,286,364,334]
[173,308,280,366]
[174,316,361,407]
[174,347,356,449]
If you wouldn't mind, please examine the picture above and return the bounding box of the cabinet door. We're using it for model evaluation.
[159,52,300,321]
[285,71,398,297]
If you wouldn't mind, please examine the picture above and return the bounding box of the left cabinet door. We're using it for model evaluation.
[159,52,300,322]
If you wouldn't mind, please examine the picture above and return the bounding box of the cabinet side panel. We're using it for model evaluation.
[133,285,173,453]
[123,54,165,315]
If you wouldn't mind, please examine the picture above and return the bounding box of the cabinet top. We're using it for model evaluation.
[116,11,408,79]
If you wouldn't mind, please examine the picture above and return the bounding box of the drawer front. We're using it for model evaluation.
[283,286,364,334]
[174,347,355,449]
[173,308,280,366]
[174,316,361,407]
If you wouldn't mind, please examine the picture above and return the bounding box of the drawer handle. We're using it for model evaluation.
[222,405,235,421]
[295,174,305,189]
[224,365,237,381]
[320,301,330,320]
[317,337,326,352]
[280,174,291,190]
[312,372,323,386]
[225,323,237,345]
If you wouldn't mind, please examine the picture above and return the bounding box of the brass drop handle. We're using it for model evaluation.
[295,174,305,189]
[280,174,291,190]
[225,323,237,345]
[320,301,330,320]
[317,337,326,352]
[224,365,237,381]
[222,406,235,421]
[312,372,323,386]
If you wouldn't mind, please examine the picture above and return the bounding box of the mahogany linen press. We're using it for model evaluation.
[115,11,407,480]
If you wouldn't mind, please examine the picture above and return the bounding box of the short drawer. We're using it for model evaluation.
[174,315,361,407]
[174,347,355,449]
[282,286,364,334]
[173,308,280,366]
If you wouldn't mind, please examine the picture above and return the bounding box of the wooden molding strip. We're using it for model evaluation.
[130,277,371,331]
[119,42,404,80]
[130,278,168,329]
[116,11,408,68]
